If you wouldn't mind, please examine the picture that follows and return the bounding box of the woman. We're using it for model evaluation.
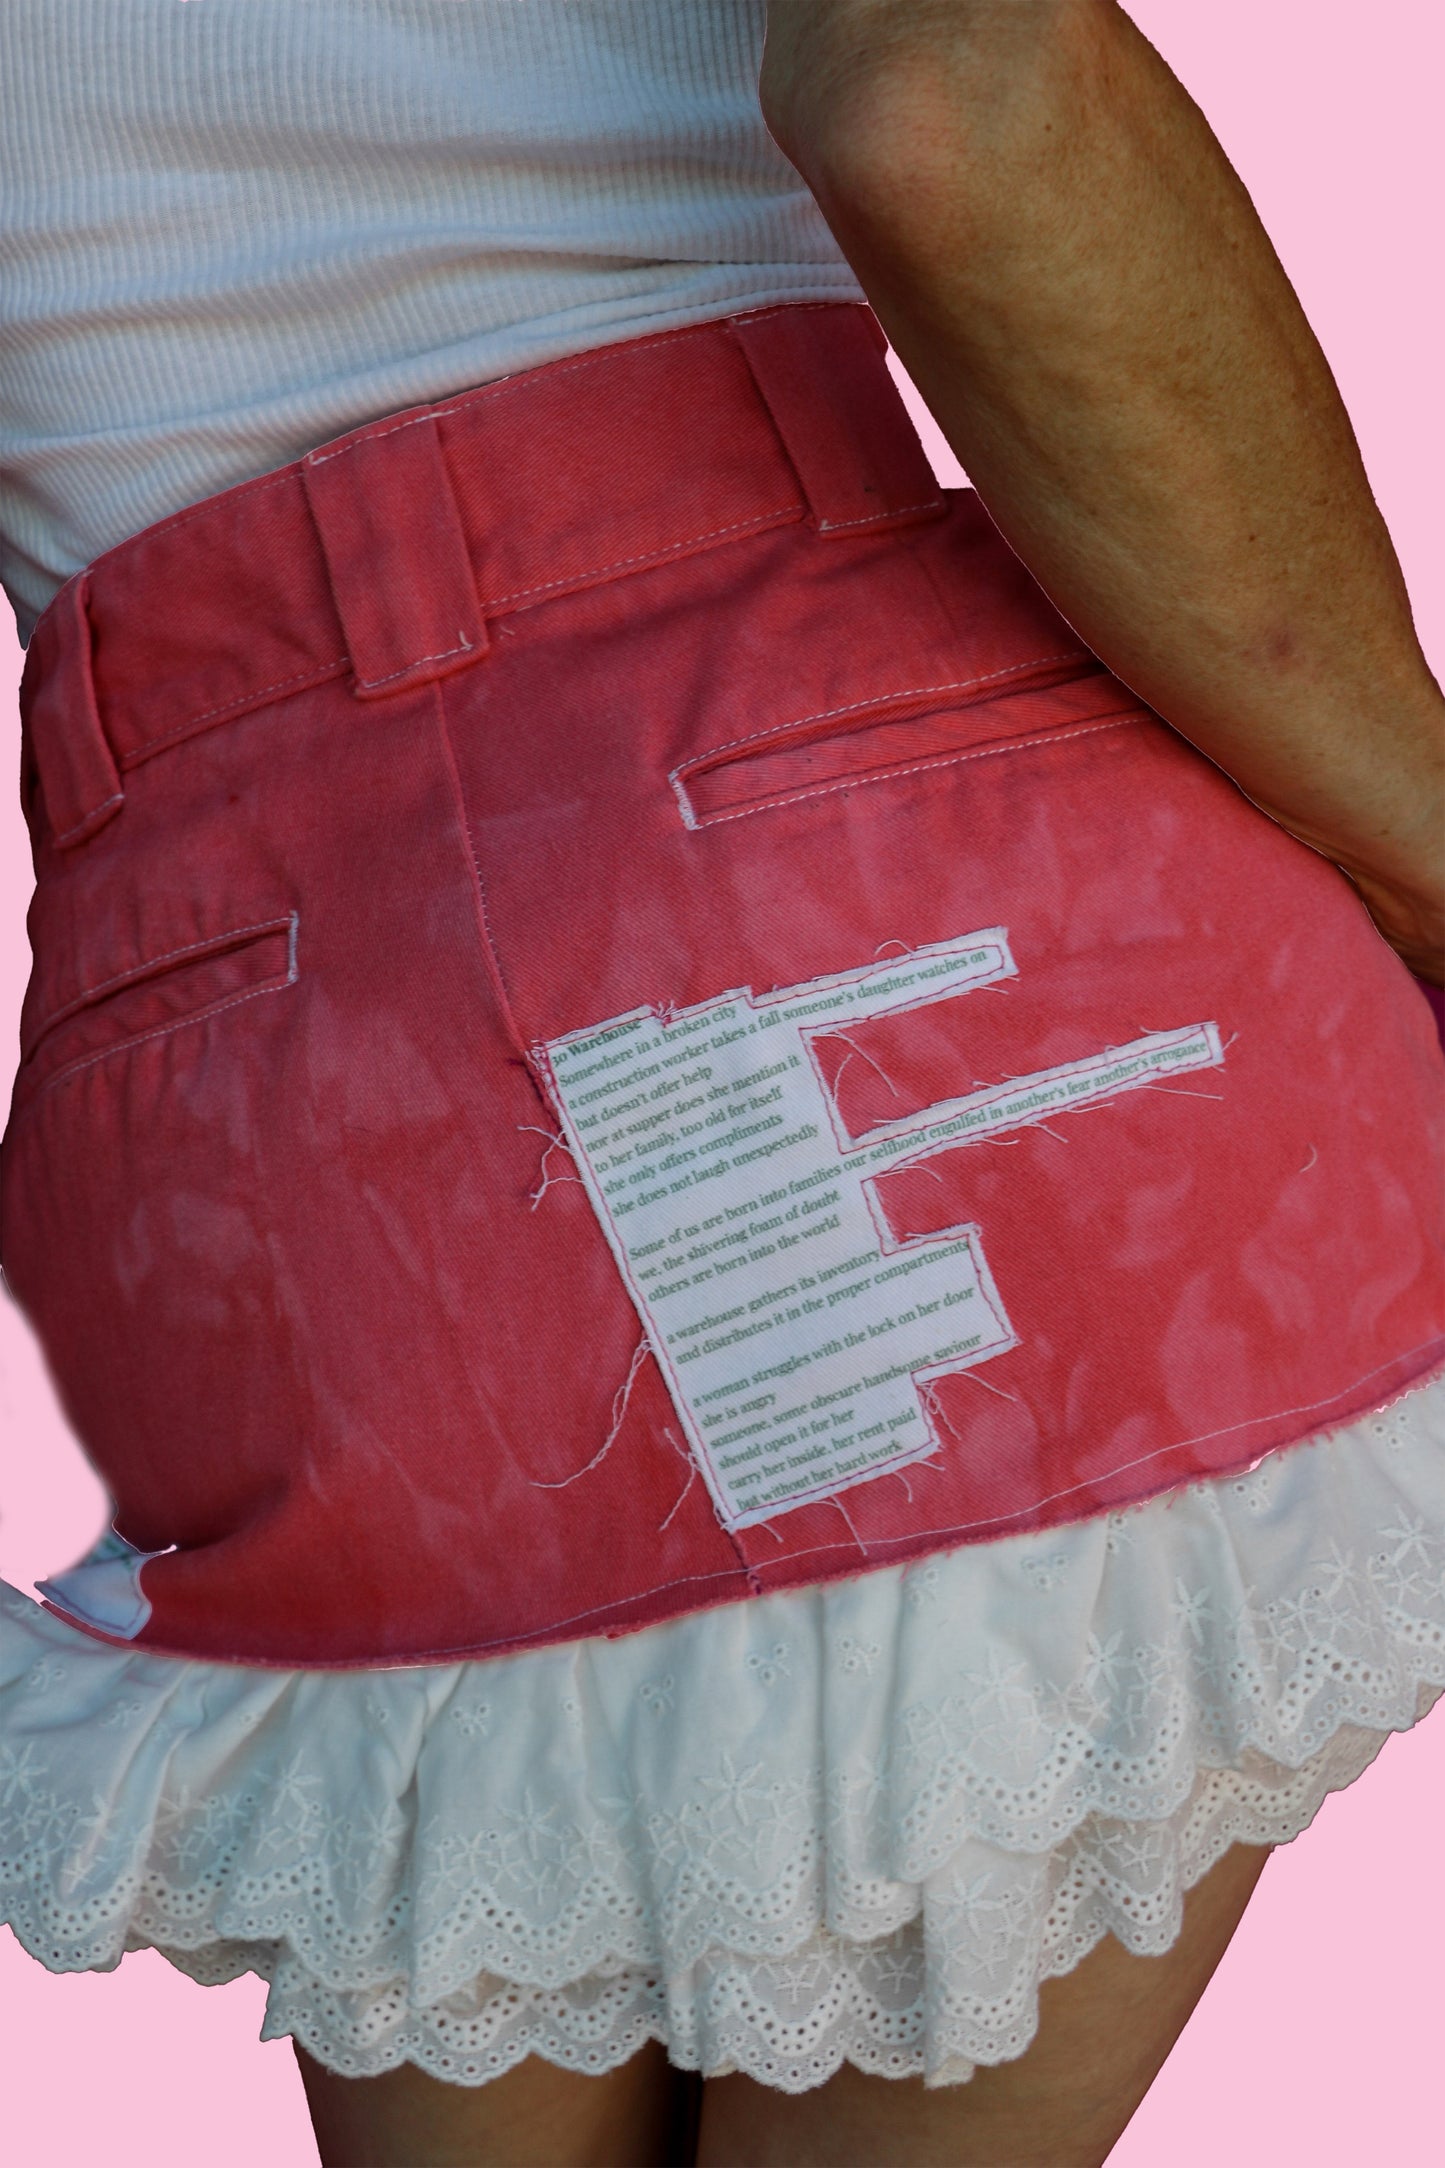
[1,4,1441,2165]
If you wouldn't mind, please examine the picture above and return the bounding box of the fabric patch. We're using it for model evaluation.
[540,932,1223,1530]
[852,1022,1224,1195]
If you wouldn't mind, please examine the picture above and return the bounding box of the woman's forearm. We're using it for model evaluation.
[760,0,1444,976]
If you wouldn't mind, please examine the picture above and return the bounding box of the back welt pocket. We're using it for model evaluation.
[18,912,298,1102]
[673,660,1143,829]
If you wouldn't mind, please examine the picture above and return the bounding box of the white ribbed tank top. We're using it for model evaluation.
[0,1,866,649]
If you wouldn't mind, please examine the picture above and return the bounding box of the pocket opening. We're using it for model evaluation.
[17,912,298,1100]
[674,661,1142,828]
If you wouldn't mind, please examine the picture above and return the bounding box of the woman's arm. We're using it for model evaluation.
[759,0,1445,981]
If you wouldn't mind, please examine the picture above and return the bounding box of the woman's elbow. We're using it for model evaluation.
[759,0,1113,192]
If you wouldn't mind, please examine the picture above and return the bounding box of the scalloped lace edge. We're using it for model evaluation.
[1,1376,1442,2091]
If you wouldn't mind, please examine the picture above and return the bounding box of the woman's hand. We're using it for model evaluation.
[1238,742,1445,984]
[1337,862,1445,988]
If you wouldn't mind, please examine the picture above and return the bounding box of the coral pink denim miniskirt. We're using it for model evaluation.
[6,299,1444,1671]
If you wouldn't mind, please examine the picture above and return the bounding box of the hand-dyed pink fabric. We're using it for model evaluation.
[4,303,1443,1667]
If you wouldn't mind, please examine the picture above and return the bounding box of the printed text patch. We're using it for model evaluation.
[540,931,1222,1530]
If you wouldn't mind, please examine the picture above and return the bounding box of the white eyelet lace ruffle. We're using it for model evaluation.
[2,1372,1443,2094]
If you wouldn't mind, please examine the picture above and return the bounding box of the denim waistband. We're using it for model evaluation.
[19,301,946,852]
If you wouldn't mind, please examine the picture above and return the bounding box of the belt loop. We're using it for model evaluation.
[301,409,489,701]
[729,303,947,538]
[19,570,124,850]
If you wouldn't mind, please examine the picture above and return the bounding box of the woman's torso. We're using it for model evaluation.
[0,0,866,649]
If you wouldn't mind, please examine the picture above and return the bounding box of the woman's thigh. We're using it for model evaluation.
[294,2033,699,2168]
[695,1838,1274,2168]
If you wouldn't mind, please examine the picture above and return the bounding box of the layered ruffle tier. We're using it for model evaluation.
[2,1372,1442,2092]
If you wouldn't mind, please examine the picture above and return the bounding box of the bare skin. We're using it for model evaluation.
[295,2032,700,2168]
[295,1840,1272,2165]
[695,1839,1273,2167]
[758,0,1445,982]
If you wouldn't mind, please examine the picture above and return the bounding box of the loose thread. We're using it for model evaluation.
[827,1494,868,1557]
[530,1336,650,1490]
[953,1366,1021,1404]
[658,1424,703,1533]
[828,1046,857,1104]
[823,1026,906,1105]
[519,1122,584,1210]
[658,1462,697,1533]
[920,1379,964,1445]
[921,1368,1019,1457]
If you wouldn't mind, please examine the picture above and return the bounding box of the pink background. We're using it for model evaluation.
[1,4,1440,2159]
